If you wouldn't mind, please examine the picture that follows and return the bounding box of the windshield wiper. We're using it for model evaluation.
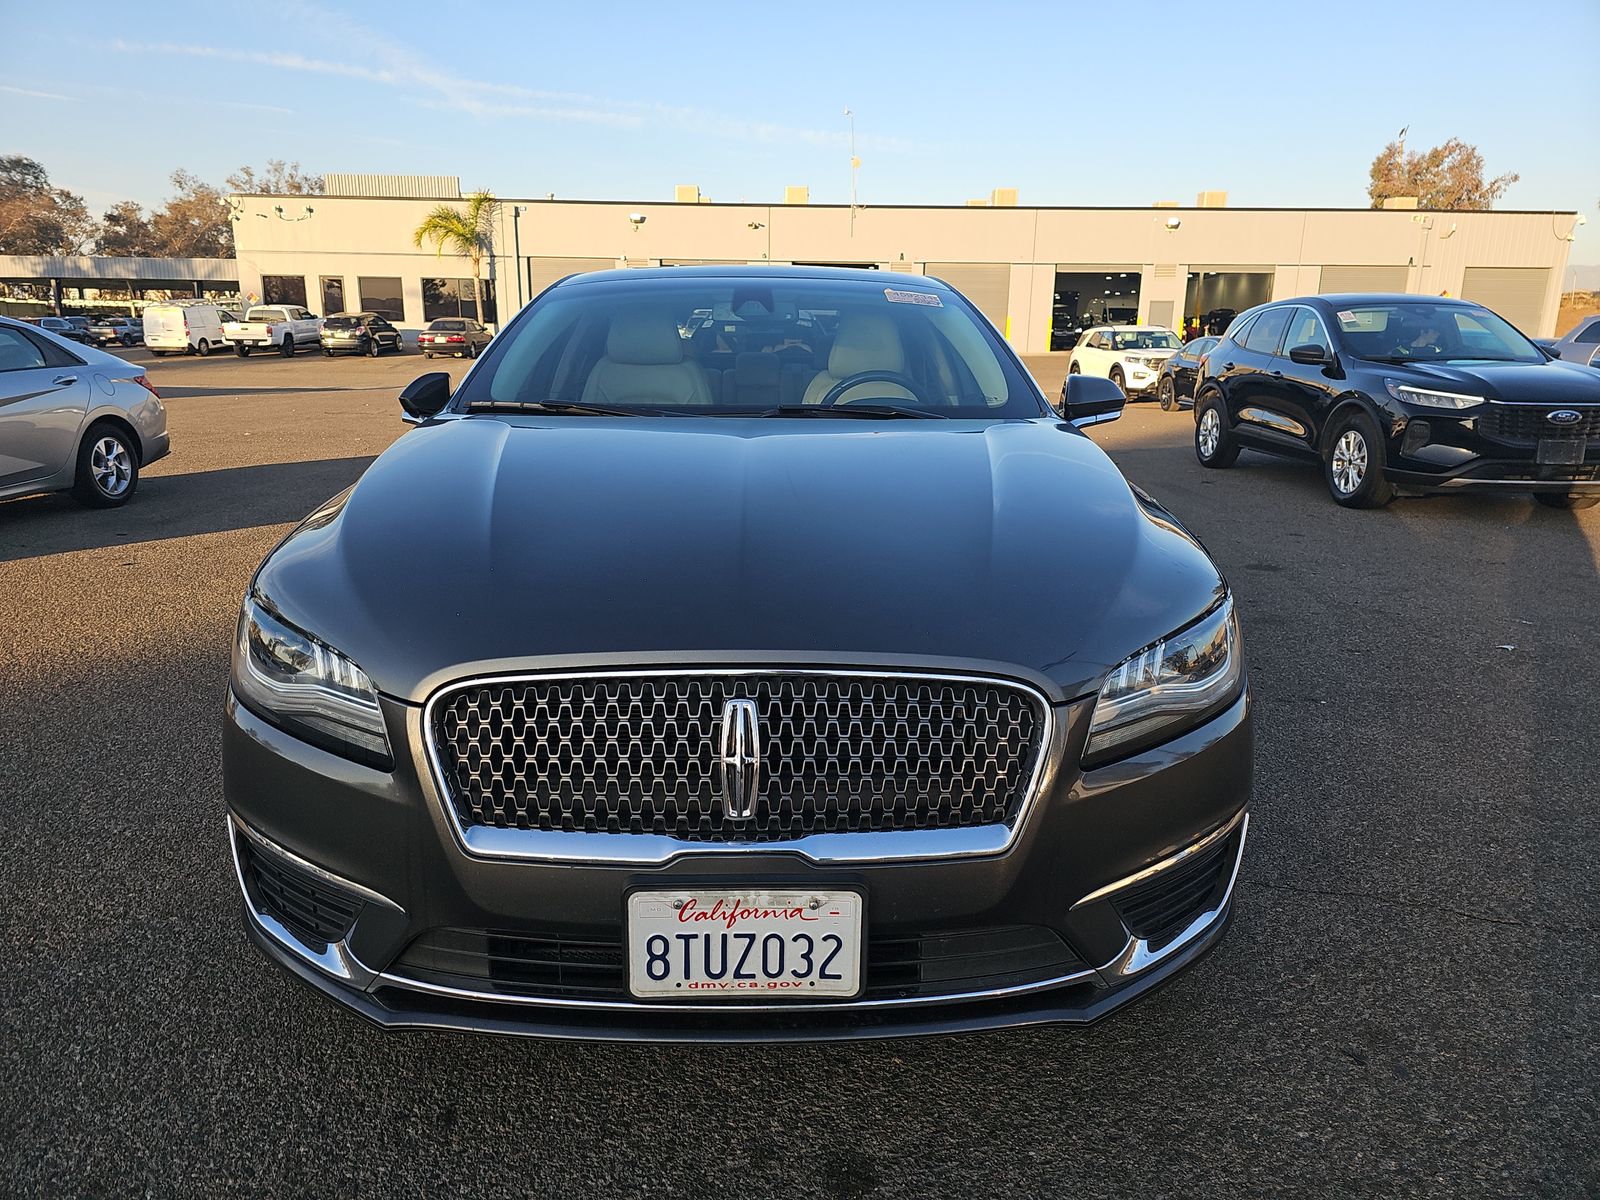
[465,399,677,417]
[755,403,949,420]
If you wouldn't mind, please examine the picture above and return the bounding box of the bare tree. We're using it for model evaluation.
[0,155,91,253]
[226,160,324,196]
[1368,135,1518,210]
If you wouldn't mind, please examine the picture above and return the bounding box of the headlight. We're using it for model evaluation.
[1384,380,1484,410]
[231,594,392,768]
[1084,598,1243,765]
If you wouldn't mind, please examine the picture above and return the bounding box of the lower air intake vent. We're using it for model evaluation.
[238,835,363,949]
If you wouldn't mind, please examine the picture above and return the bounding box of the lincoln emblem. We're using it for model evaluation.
[717,699,762,821]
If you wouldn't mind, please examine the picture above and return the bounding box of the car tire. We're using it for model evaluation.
[70,422,139,508]
[1068,362,1080,375]
[1195,394,1240,469]
[1158,377,1177,411]
[367,338,380,358]
[1324,410,1395,508]
[468,342,478,359]
[280,336,295,358]
[236,344,251,358]
[424,352,433,360]
[1534,493,1600,510]
[1110,366,1125,393]
[324,349,333,357]
[196,339,211,357]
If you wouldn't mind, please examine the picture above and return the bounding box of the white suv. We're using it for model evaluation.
[1068,326,1184,397]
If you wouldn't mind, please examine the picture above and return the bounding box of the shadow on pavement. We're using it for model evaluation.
[0,456,376,562]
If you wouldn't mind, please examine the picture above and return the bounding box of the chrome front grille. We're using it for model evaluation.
[427,672,1045,843]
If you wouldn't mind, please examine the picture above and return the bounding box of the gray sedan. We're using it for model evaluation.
[0,315,170,507]
[1540,314,1600,363]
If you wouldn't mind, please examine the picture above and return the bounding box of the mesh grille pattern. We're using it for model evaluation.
[1478,405,1600,443]
[429,673,1043,841]
[239,838,363,948]
[1111,829,1238,947]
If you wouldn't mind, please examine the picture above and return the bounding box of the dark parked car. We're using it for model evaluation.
[1193,294,1600,509]
[418,317,492,359]
[1157,336,1218,411]
[320,312,404,357]
[224,266,1251,1041]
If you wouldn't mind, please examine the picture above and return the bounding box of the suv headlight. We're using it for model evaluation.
[1384,380,1484,410]
[231,594,392,768]
[1084,597,1243,765]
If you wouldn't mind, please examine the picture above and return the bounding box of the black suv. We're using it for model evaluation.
[1192,294,1600,509]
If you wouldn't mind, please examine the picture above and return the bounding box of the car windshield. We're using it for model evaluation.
[429,320,466,331]
[1111,330,1181,350]
[453,275,1043,417]
[1334,302,1543,364]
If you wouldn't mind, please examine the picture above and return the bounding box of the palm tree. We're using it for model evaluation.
[412,191,500,327]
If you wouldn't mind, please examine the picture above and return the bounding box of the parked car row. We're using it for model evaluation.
[14,305,496,360]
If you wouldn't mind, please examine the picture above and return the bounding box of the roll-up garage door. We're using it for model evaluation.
[925,263,1011,331]
[1317,265,1409,294]
[526,257,614,298]
[1460,267,1550,335]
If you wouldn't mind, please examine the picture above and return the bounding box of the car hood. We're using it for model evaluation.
[255,417,1227,705]
[1380,358,1600,403]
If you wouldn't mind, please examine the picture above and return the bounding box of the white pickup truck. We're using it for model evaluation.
[222,305,323,357]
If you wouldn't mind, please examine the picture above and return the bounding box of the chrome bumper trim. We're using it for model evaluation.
[227,815,385,988]
[1068,807,1249,910]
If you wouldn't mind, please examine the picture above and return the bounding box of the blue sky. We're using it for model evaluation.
[3,0,1597,266]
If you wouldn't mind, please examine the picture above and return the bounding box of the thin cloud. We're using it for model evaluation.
[0,84,77,101]
[107,27,921,153]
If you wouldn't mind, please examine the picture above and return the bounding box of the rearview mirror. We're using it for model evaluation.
[1287,343,1330,365]
[399,372,452,423]
[1060,374,1126,428]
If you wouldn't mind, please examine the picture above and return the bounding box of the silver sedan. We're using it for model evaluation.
[0,315,169,507]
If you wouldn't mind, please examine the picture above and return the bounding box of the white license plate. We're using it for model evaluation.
[627,889,863,1000]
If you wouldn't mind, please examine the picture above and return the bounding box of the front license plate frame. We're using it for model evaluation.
[625,887,865,1001]
[1537,437,1586,466]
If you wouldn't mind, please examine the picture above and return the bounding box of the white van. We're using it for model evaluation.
[142,303,234,357]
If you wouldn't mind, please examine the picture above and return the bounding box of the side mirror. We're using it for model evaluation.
[399,372,452,423]
[1060,374,1126,428]
[1287,343,1330,365]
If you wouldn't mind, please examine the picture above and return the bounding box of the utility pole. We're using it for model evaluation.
[845,107,859,236]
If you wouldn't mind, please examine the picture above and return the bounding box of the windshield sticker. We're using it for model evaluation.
[884,288,943,308]
[1336,310,1361,329]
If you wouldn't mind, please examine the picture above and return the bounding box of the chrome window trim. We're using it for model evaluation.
[415,667,1058,866]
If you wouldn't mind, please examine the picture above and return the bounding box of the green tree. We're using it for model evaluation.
[1368,135,1518,210]
[412,191,500,326]
[0,155,91,253]
[226,159,323,196]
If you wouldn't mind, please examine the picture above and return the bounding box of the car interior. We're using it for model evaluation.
[487,286,1015,413]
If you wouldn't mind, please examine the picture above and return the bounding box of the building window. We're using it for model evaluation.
[423,277,496,324]
[320,276,346,316]
[358,277,404,321]
[261,275,308,308]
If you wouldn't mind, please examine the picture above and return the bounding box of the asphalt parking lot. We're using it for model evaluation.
[2,348,1596,1197]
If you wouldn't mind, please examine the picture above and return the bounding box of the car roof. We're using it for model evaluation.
[553,264,942,289]
[1280,293,1481,308]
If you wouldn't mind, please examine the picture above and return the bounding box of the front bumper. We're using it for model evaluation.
[223,682,1253,1042]
[1383,405,1600,492]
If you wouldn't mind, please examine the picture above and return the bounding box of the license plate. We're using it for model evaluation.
[627,888,863,1000]
[1537,438,1586,466]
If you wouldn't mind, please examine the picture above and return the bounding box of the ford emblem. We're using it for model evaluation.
[1547,409,1583,426]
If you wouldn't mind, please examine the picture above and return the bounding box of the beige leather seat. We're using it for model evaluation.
[582,310,713,407]
[801,313,917,406]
